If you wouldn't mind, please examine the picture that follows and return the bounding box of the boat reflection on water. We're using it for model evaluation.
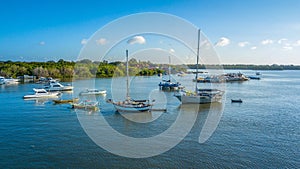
[178,102,224,143]
[117,111,158,124]
[23,97,55,105]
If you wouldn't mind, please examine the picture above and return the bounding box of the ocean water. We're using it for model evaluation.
[0,70,299,168]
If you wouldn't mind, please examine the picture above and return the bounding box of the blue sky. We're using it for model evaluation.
[0,0,300,64]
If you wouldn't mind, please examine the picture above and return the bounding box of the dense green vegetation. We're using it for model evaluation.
[0,59,166,79]
[1,59,299,80]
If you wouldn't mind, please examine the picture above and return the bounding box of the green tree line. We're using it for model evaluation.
[0,59,166,79]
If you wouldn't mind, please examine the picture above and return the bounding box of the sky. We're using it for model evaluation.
[0,0,300,64]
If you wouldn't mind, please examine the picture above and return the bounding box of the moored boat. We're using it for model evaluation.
[174,29,224,104]
[23,88,60,99]
[107,50,154,112]
[79,89,107,96]
[158,55,182,91]
[71,100,99,111]
[248,76,261,80]
[53,98,79,104]
[44,80,73,91]
[231,99,243,103]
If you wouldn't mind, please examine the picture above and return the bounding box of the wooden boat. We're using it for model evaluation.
[231,99,243,103]
[53,98,79,104]
[107,50,154,112]
[71,100,99,111]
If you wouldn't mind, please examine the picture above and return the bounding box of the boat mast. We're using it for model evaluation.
[126,50,130,100]
[195,29,200,93]
[168,55,171,82]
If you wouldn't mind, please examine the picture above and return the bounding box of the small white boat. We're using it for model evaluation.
[79,89,106,96]
[44,80,73,91]
[23,88,60,99]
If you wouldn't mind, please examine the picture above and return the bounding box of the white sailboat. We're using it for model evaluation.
[107,50,154,112]
[174,29,224,104]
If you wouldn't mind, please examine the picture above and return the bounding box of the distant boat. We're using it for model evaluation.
[53,98,79,104]
[79,89,107,96]
[44,80,73,91]
[256,72,261,75]
[107,50,154,112]
[158,55,182,90]
[23,88,60,99]
[174,29,224,104]
[248,76,261,80]
[71,100,99,111]
[231,99,243,103]
[0,76,20,85]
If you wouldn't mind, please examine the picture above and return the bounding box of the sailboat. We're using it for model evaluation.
[158,55,182,90]
[107,50,154,112]
[174,29,224,104]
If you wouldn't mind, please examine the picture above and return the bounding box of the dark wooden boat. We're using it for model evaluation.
[53,98,79,104]
[231,99,243,103]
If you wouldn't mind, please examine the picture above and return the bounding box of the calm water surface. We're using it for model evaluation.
[0,70,299,168]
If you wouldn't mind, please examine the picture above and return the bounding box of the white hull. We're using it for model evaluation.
[45,86,73,91]
[23,88,60,99]
[23,93,59,99]
[79,90,106,96]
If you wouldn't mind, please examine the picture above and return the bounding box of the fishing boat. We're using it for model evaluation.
[174,29,224,104]
[107,50,154,112]
[79,89,107,96]
[53,98,79,104]
[158,55,182,90]
[23,88,60,99]
[71,100,99,111]
[231,99,243,103]
[44,80,73,91]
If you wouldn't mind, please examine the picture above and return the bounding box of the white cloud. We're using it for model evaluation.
[278,38,288,44]
[127,36,146,45]
[96,38,108,45]
[81,39,88,45]
[293,40,300,46]
[238,41,250,47]
[251,46,257,50]
[283,46,293,50]
[169,48,175,53]
[215,37,230,47]
[261,39,273,45]
[39,41,45,46]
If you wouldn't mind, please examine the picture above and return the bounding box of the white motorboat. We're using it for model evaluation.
[0,76,19,85]
[174,29,224,104]
[23,88,60,99]
[107,50,154,112]
[44,80,73,91]
[79,89,107,96]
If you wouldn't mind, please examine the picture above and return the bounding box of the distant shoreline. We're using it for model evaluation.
[1,60,299,80]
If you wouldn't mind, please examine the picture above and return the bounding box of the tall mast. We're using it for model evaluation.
[168,55,171,82]
[126,50,130,100]
[195,29,200,93]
